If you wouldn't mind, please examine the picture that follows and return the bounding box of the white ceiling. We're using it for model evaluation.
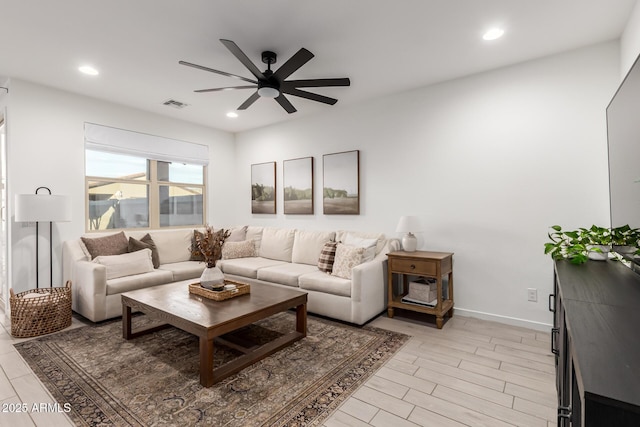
[0,0,636,133]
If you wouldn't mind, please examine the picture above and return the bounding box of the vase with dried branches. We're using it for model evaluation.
[196,226,230,289]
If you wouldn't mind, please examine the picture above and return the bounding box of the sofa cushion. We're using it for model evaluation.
[93,249,154,280]
[217,257,286,279]
[291,230,336,265]
[259,228,295,262]
[158,261,205,282]
[317,241,339,273]
[222,240,256,260]
[81,231,129,259]
[149,229,193,264]
[246,226,264,252]
[299,271,351,297]
[226,225,248,242]
[257,263,318,287]
[128,234,160,268]
[331,243,365,280]
[106,269,174,295]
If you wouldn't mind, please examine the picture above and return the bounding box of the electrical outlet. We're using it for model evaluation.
[527,288,538,302]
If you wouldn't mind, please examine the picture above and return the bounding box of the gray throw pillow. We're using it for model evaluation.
[81,231,129,259]
[128,234,160,268]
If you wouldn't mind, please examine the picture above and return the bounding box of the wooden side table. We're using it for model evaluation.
[387,251,454,329]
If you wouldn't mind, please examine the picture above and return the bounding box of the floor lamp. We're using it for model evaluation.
[15,187,71,288]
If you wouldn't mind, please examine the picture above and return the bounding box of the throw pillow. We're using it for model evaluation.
[331,243,365,280]
[317,241,339,273]
[93,249,154,280]
[343,234,377,263]
[128,234,160,268]
[81,231,129,259]
[222,240,256,260]
[189,230,205,261]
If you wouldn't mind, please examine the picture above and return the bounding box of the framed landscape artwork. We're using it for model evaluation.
[323,150,360,215]
[251,161,276,214]
[283,157,314,214]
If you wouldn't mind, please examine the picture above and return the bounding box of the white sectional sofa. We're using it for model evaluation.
[62,226,399,325]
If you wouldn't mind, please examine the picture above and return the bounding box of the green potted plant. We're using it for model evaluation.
[544,225,611,264]
[544,225,589,265]
[611,224,640,254]
[578,225,611,261]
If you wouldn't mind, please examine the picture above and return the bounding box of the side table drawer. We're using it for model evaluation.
[389,257,437,276]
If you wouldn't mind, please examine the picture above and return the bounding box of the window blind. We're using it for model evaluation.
[84,122,209,166]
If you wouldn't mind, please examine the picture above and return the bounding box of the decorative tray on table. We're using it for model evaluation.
[188,279,250,301]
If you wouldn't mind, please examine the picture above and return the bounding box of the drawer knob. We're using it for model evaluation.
[410,264,416,270]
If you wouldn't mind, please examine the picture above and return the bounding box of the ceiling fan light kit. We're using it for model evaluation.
[257,83,279,98]
[180,39,350,113]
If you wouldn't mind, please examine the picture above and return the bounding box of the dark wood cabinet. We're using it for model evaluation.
[552,260,640,426]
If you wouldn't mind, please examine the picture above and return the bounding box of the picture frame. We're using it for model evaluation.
[322,150,360,215]
[283,157,314,214]
[251,161,276,214]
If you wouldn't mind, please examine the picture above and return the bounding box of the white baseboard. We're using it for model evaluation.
[454,307,552,332]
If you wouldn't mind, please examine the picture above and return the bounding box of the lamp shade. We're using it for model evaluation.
[395,216,421,233]
[15,194,71,222]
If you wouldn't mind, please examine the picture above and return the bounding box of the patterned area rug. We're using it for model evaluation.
[14,312,408,426]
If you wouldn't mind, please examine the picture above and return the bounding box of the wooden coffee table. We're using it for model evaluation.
[121,281,307,387]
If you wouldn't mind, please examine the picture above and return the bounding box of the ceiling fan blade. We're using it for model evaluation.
[179,60,258,84]
[275,94,297,113]
[282,78,350,88]
[220,39,265,81]
[273,48,314,81]
[238,92,260,110]
[194,85,256,93]
[282,87,338,105]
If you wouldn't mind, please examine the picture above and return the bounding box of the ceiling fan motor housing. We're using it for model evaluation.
[262,51,277,65]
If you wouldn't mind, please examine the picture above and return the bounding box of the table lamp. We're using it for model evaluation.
[396,215,420,252]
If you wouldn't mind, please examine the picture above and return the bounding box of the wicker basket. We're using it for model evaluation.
[189,279,250,301]
[10,281,72,338]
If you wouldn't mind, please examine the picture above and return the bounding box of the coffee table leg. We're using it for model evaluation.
[296,303,307,336]
[199,337,214,387]
[123,304,132,339]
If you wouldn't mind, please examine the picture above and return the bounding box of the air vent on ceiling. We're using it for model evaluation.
[163,99,189,109]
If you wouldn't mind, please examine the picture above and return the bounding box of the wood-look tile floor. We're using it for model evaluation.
[0,312,556,427]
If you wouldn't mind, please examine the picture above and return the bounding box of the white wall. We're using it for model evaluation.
[2,41,620,328]
[234,42,619,328]
[6,79,235,294]
[621,0,640,78]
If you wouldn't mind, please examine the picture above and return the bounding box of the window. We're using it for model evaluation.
[84,124,208,231]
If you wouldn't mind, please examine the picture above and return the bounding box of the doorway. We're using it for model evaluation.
[0,113,7,312]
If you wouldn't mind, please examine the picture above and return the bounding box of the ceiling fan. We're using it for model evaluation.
[179,39,350,114]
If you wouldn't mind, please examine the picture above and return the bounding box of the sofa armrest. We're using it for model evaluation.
[351,239,401,303]
[73,260,108,322]
[62,240,89,292]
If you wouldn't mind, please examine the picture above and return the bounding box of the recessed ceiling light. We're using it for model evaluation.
[78,65,99,76]
[483,28,505,41]
[226,112,238,118]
